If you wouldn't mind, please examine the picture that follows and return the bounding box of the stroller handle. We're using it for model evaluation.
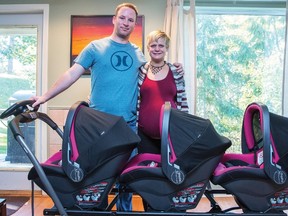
[0,99,39,119]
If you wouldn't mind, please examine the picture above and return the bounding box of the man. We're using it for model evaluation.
[33,3,144,128]
[32,3,182,211]
[32,3,143,211]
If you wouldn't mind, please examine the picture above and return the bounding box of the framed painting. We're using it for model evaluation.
[70,15,145,75]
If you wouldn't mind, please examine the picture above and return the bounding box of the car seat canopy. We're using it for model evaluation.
[168,108,231,172]
[161,102,231,184]
[62,102,140,182]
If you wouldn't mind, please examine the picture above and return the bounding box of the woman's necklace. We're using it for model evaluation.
[149,61,166,75]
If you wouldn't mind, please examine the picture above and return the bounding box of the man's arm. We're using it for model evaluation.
[32,63,85,107]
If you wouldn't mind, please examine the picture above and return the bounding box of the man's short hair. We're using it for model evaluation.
[115,3,139,17]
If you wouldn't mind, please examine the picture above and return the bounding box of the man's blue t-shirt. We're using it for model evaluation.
[75,37,146,122]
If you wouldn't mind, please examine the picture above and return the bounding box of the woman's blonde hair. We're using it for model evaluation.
[146,30,170,49]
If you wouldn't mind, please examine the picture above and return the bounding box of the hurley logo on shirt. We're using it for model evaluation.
[111,51,133,71]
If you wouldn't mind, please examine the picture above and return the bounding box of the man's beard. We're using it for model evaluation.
[117,32,130,40]
[116,27,133,40]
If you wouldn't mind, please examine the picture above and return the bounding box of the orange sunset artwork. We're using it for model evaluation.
[71,15,144,64]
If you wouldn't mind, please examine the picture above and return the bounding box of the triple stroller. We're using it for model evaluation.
[1,99,288,215]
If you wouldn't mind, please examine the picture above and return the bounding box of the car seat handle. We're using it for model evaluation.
[62,101,88,182]
[258,103,287,184]
[161,101,185,185]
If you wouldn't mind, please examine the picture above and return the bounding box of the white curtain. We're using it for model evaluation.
[283,1,288,116]
[163,0,196,114]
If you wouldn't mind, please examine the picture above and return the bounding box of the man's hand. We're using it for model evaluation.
[31,96,46,108]
[173,62,184,76]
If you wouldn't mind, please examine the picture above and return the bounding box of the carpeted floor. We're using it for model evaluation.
[3,196,30,216]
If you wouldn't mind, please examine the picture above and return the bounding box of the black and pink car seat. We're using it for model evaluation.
[212,102,288,213]
[28,101,140,210]
[119,102,231,212]
[6,98,288,215]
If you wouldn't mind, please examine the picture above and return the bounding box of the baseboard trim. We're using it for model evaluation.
[0,190,42,196]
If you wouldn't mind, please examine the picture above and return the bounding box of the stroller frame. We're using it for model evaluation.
[1,100,287,216]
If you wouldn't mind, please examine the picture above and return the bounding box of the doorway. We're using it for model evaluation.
[0,5,49,191]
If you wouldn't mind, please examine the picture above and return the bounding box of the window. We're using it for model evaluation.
[0,5,49,190]
[195,4,286,152]
[0,26,37,164]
